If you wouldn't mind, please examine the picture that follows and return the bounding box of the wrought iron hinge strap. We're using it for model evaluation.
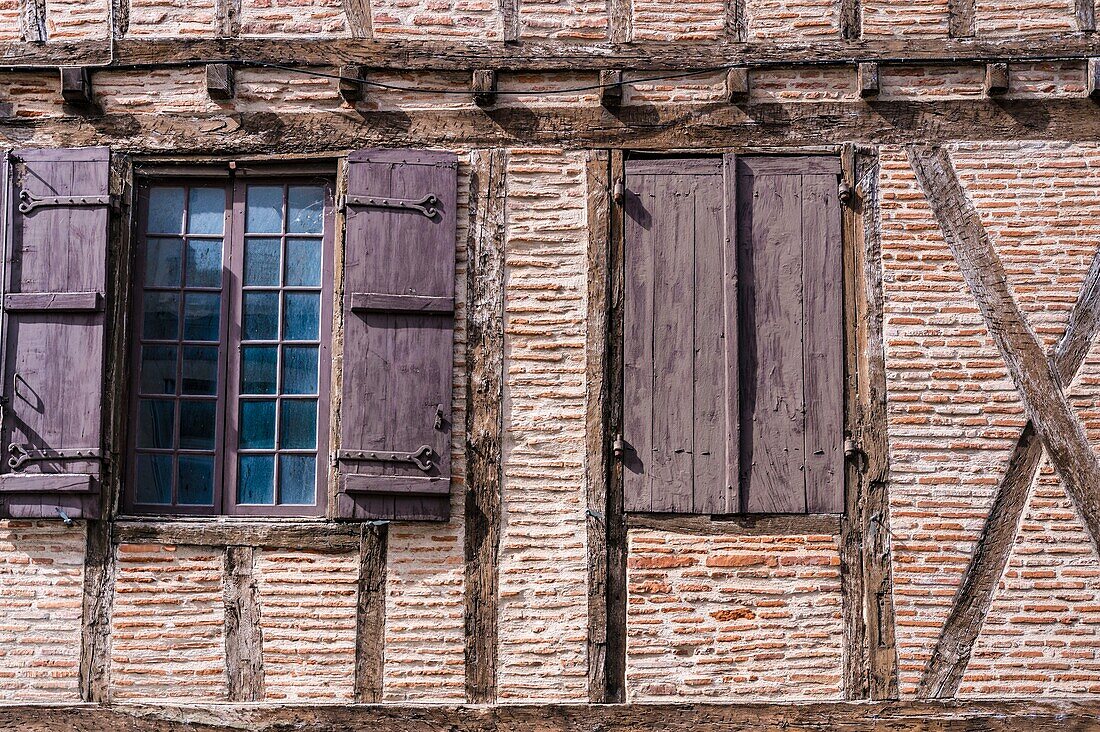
[18,189,114,214]
[8,443,102,471]
[342,193,440,218]
[337,444,435,472]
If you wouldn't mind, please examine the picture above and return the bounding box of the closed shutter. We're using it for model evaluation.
[0,148,111,520]
[737,156,843,514]
[335,149,457,521]
[623,157,739,514]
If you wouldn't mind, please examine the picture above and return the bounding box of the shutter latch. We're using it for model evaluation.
[8,443,102,472]
[344,193,440,219]
[337,445,435,472]
[435,403,445,430]
[18,190,113,214]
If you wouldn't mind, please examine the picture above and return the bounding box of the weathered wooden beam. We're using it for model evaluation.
[917,236,1100,699]
[60,67,94,107]
[206,63,234,100]
[948,0,975,38]
[6,700,1100,731]
[502,0,519,42]
[223,546,264,702]
[342,0,373,39]
[464,147,506,705]
[600,69,623,109]
[215,0,241,37]
[629,513,841,536]
[1079,0,1096,32]
[858,62,879,97]
[79,522,116,703]
[908,146,1100,593]
[354,522,387,703]
[112,520,362,551]
[111,0,130,39]
[840,0,861,40]
[984,62,1008,95]
[20,0,46,43]
[725,0,746,41]
[609,0,632,43]
[339,64,365,103]
[725,66,750,103]
[472,69,497,108]
[1089,58,1100,98]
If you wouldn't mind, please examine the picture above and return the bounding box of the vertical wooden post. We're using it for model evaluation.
[947,0,975,38]
[502,0,520,42]
[223,546,265,702]
[20,0,46,42]
[464,148,507,704]
[840,0,861,39]
[343,0,373,38]
[216,0,242,37]
[111,0,130,38]
[725,0,746,41]
[1078,0,1096,32]
[840,144,898,701]
[609,0,632,43]
[355,522,388,702]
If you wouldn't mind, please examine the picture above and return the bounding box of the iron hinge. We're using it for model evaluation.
[18,190,114,214]
[337,445,435,472]
[342,193,440,218]
[8,443,102,472]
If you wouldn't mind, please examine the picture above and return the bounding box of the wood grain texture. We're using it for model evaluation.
[355,522,387,702]
[348,292,454,314]
[839,0,861,40]
[111,0,130,38]
[917,220,1100,699]
[725,0,746,41]
[4,291,102,312]
[79,521,116,703]
[839,144,898,701]
[223,546,264,702]
[342,0,373,39]
[1079,0,1096,32]
[464,148,506,704]
[20,0,45,43]
[215,0,241,37]
[584,150,610,703]
[858,62,879,97]
[608,0,632,43]
[206,64,234,100]
[948,0,975,38]
[629,512,841,535]
[908,144,1100,603]
[502,0,519,42]
[5,700,1100,731]
[112,520,362,550]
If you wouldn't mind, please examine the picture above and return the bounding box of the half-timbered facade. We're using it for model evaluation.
[3,0,1100,728]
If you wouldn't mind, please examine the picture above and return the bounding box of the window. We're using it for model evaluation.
[126,178,334,516]
[621,155,844,515]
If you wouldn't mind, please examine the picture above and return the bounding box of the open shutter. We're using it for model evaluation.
[622,157,738,514]
[736,156,843,514]
[0,148,111,520]
[336,149,457,521]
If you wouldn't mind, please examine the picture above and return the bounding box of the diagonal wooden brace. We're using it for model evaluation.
[909,144,1100,696]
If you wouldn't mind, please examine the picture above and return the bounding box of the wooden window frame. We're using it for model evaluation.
[123,174,336,517]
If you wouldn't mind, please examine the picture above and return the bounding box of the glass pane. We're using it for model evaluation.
[242,292,279,341]
[285,238,322,287]
[137,399,174,449]
[147,187,185,234]
[178,455,214,505]
[246,185,284,233]
[244,237,281,287]
[278,455,316,505]
[187,187,225,235]
[142,292,179,340]
[241,346,277,395]
[238,455,275,504]
[179,400,216,450]
[185,239,222,288]
[239,399,276,449]
[282,346,318,395]
[283,292,320,341]
[279,399,317,450]
[145,238,182,287]
[134,454,173,504]
[181,345,218,395]
[183,293,220,341]
[139,345,177,395]
[287,186,324,234]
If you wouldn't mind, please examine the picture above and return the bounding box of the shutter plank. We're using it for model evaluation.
[739,163,807,513]
[803,173,844,513]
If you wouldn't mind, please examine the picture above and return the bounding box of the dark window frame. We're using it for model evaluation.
[123,174,336,517]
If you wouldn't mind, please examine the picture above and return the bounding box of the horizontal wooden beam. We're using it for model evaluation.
[112,519,362,550]
[9,35,1100,71]
[9,99,1100,152]
[4,700,1100,731]
[629,512,841,536]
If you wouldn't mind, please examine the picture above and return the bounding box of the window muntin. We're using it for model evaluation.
[127,178,333,516]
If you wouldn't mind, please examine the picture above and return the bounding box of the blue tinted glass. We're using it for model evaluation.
[239,399,276,449]
[242,292,279,341]
[139,345,176,395]
[181,345,218,395]
[241,346,277,395]
[183,293,220,341]
[179,400,216,451]
[244,237,281,287]
[279,399,317,450]
[137,399,174,449]
[282,346,318,395]
[238,455,275,504]
[278,455,316,505]
[187,188,225,235]
[283,292,319,341]
[185,239,222,288]
[178,455,214,505]
[145,238,182,287]
[147,187,185,234]
[135,454,173,504]
[287,186,324,234]
[285,238,321,287]
[246,185,284,233]
[142,292,179,340]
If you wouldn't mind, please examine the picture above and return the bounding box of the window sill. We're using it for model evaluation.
[111,516,363,551]
[627,512,841,537]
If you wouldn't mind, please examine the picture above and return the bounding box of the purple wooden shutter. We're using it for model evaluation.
[0,148,111,520]
[622,157,739,514]
[336,149,457,521]
[736,156,843,514]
